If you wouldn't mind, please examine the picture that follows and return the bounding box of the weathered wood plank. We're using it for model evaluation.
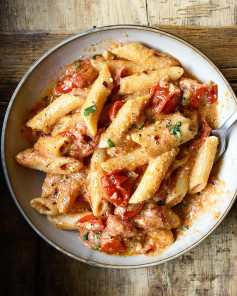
[0,27,237,102]
[147,0,237,27]
[0,0,236,32]
[0,108,39,296]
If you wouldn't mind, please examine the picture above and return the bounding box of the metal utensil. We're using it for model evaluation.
[211,111,237,164]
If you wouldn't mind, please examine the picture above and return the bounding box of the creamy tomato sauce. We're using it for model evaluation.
[19,44,220,256]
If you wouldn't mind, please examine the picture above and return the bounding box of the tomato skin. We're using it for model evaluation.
[101,169,132,207]
[58,131,99,154]
[123,203,144,220]
[108,100,125,121]
[55,73,86,94]
[151,84,180,114]
[76,215,104,232]
[189,84,218,108]
[101,239,126,253]
[191,117,212,148]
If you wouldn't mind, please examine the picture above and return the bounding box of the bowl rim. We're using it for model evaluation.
[1,24,237,269]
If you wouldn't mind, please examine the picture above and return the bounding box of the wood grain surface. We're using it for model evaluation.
[1,1,237,296]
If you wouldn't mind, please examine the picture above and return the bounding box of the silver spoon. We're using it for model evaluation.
[211,110,237,164]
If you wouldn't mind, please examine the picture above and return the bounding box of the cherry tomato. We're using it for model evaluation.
[101,239,126,253]
[101,169,132,206]
[108,100,125,121]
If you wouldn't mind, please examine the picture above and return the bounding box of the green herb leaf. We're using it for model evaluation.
[84,105,97,116]
[94,233,100,247]
[152,118,156,123]
[83,232,89,240]
[107,139,115,147]
[166,123,171,128]
[46,163,52,168]
[127,172,134,178]
[181,97,186,104]
[171,122,181,137]
[181,225,189,231]
[139,123,145,130]
[92,54,102,60]
[74,60,81,69]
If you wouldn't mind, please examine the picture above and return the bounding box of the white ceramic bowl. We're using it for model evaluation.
[2,25,237,268]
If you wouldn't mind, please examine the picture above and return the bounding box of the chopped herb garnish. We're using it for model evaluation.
[92,54,102,60]
[83,232,89,240]
[127,172,134,178]
[84,105,97,116]
[46,163,52,168]
[139,123,145,130]
[171,122,181,137]
[181,97,186,104]
[103,81,108,88]
[181,225,189,231]
[94,233,100,247]
[74,60,81,69]
[166,123,171,128]
[122,124,135,133]
[86,141,90,146]
[152,118,156,123]
[107,139,115,147]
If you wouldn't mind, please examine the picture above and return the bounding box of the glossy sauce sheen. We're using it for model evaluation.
[20,45,220,256]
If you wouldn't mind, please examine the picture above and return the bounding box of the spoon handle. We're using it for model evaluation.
[218,110,237,133]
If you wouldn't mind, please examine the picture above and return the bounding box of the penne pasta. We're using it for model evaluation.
[90,149,108,218]
[15,148,83,174]
[119,67,184,94]
[99,94,150,147]
[165,165,190,207]
[16,42,219,257]
[81,64,113,136]
[30,197,60,216]
[189,136,218,194]
[34,135,71,156]
[129,149,178,204]
[132,113,197,157]
[112,43,180,70]
[48,211,93,230]
[27,94,85,131]
[101,148,150,172]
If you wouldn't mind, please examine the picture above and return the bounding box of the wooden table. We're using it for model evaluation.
[1,1,237,295]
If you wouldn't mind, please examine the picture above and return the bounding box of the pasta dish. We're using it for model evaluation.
[16,42,219,255]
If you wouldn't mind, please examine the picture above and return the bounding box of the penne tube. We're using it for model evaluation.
[129,149,178,204]
[30,197,59,216]
[112,43,180,70]
[132,113,197,157]
[99,94,150,147]
[34,135,71,156]
[48,211,93,230]
[90,149,108,218]
[81,64,113,136]
[165,166,190,207]
[57,169,90,213]
[27,95,85,131]
[119,67,184,94]
[188,136,219,194]
[41,173,63,198]
[107,60,145,75]
[15,148,83,174]
[165,153,189,179]
[101,148,150,172]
